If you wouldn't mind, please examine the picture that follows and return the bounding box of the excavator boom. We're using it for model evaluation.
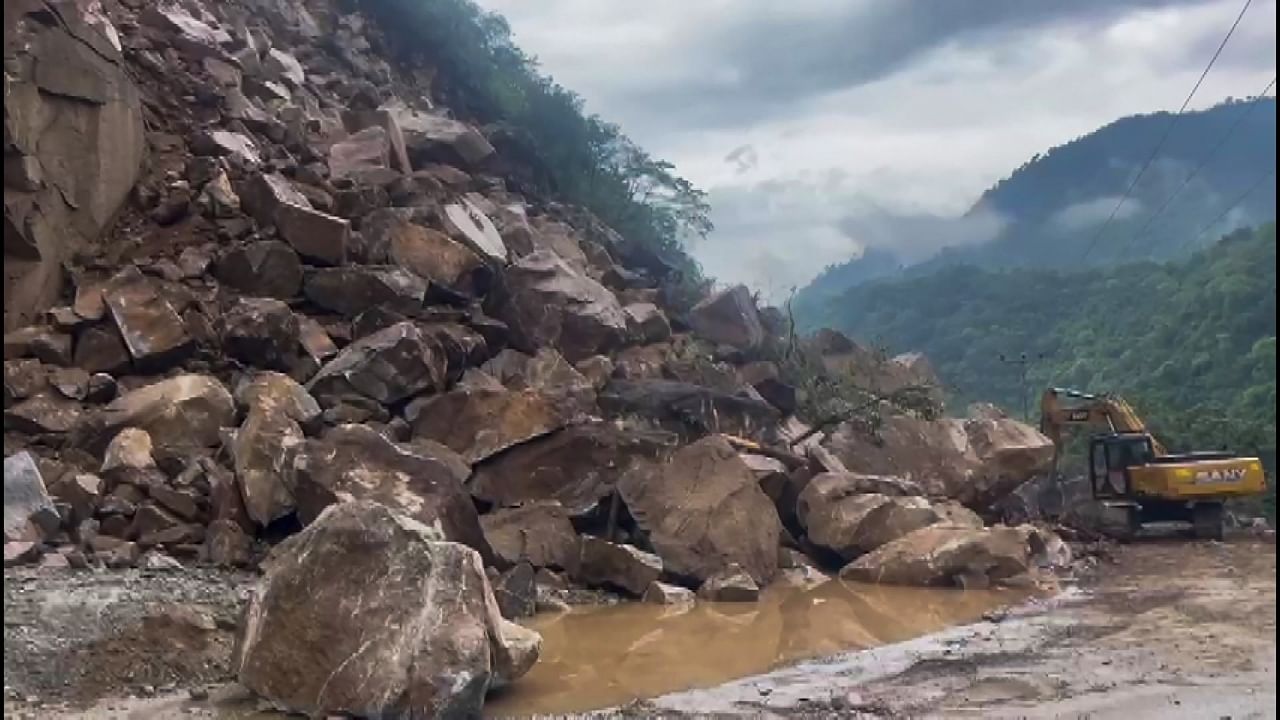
[1040,387,1167,458]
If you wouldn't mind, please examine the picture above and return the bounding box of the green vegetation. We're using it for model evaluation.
[363,0,711,284]
[802,224,1277,468]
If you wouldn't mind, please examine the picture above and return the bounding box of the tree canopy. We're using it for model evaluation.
[363,0,712,279]
[803,223,1277,460]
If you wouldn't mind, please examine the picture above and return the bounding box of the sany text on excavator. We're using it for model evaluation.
[1040,387,1266,539]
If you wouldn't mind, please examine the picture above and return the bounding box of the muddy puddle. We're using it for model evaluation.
[38,579,1025,719]
[484,579,1027,717]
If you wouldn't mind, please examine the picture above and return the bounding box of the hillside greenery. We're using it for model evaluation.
[804,224,1277,468]
[362,0,712,287]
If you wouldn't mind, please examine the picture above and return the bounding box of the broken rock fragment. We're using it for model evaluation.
[443,196,508,263]
[839,524,1035,587]
[328,127,397,185]
[234,372,321,427]
[4,326,73,365]
[4,452,61,542]
[4,392,83,435]
[688,284,766,350]
[697,564,760,602]
[643,581,696,605]
[97,375,235,452]
[273,203,350,266]
[303,266,426,317]
[288,425,490,558]
[797,487,942,562]
[102,269,192,369]
[216,241,304,300]
[308,321,447,405]
[496,249,627,361]
[575,536,663,596]
[480,501,580,571]
[221,298,299,371]
[468,422,674,515]
[406,381,571,465]
[232,408,304,527]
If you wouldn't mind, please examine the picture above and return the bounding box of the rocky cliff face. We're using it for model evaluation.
[3,0,1063,714]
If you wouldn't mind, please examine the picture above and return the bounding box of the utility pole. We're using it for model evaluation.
[999,352,1047,422]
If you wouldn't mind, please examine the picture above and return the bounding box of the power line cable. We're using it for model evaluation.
[1117,76,1276,259]
[1079,0,1254,261]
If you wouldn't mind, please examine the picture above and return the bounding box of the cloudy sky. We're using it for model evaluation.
[475,0,1277,297]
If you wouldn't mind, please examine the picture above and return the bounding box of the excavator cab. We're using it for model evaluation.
[1088,433,1155,500]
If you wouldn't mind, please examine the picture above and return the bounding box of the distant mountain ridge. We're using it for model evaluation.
[794,97,1277,319]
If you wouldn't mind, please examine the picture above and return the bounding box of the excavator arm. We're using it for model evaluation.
[1040,387,1168,474]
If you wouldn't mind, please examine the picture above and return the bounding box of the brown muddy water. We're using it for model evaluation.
[42,579,1024,719]
[484,579,1026,717]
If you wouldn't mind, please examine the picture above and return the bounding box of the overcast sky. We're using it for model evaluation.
[476,0,1277,297]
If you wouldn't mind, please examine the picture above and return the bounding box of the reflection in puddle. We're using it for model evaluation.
[485,579,1026,717]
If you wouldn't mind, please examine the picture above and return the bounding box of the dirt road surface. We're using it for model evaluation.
[4,538,1274,718]
[651,537,1277,718]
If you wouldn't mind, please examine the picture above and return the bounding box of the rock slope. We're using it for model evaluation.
[3,0,1063,712]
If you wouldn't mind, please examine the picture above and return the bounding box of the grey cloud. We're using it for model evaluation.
[836,204,1010,263]
[725,144,759,174]
[694,176,1009,300]
[607,0,1211,134]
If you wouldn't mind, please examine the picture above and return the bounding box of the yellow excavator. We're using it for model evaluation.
[1040,387,1266,540]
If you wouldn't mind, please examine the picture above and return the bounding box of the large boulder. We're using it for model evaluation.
[221,298,299,371]
[482,348,597,418]
[101,269,192,369]
[273,203,350,267]
[327,127,397,185]
[234,372,321,427]
[385,219,487,298]
[95,375,235,452]
[288,425,490,559]
[495,249,627,361]
[308,321,448,405]
[687,285,765,350]
[216,241,305,300]
[811,330,944,409]
[468,422,675,515]
[406,379,572,465]
[384,102,495,167]
[599,379,780,439]
[341,109,412,174]
[4,3,145,331]
[575,536,663,596]
[232,408,305,527]
[235,501,540,718]
[4,452,60,542]
[618,435,782,585]
[838,524,1034,587]
[442,196,508,264]
[480,501,580,572]
[303,266,426,317]
[823,409,1054,509]
[796,478,942,561]
[696,564,760,602]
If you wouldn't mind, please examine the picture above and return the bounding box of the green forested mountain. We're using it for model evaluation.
[807,224,1277,457]
[795,98,1277,311]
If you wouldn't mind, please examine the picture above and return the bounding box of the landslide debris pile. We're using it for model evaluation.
[3,0,1066,715]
